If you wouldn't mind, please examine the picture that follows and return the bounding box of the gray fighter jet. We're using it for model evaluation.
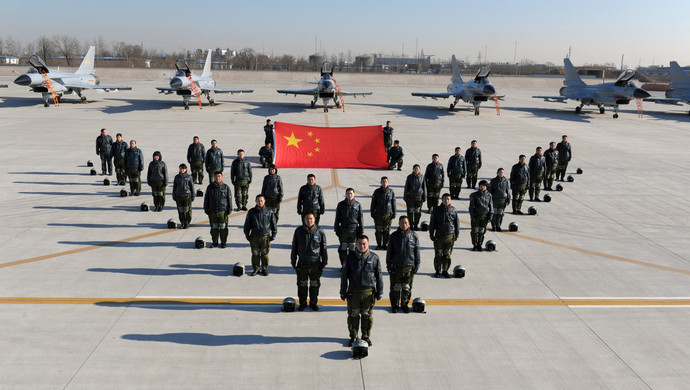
[156,49,253,110]
[644,61,690,115]
[13,46,131,107]
[411,55,504,115]
[277,61,372,112]
[533,58,650,118]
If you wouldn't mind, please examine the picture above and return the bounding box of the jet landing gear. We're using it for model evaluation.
[575,104,583,114]
[473,102,481,116]
[183,96,191,110]
[613,105,619,119]
[449,97,461,111]
[311,100,316,108]
[599,106,605,114]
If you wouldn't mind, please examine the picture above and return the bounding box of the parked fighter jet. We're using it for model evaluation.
[13,46,131,107]
[411,55,504,115]
[157,49,252,110]
[533,58,650,118]
[277,61,372,112]
[644,61,690,115]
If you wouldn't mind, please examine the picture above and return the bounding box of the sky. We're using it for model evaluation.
[3,0,690,67]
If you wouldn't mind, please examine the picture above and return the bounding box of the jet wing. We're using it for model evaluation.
[277,88,319,95]
[533,93,596,102]
[338,90,372,97]
[411,92,454,99]
[64,83,132,91]
[202,87,253,94]
[644,97,685,106]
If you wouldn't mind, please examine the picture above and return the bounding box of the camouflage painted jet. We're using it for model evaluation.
[13,46,131,107]
[645,61,690,115]
[533,58,650,118]
[156,49,253,110]
[411,55,504,115]
[277,61,372,112]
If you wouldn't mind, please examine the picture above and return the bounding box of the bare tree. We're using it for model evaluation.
[34,35,54,62]
[6,36,22,56]
[0,37,4,55]
[53,34,81,66]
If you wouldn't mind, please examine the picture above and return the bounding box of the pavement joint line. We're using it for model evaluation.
[1,297,688,306]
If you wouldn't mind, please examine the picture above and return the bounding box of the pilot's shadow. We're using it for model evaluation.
[121,332,344,346]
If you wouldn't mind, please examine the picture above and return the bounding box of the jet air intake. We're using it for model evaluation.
[483,85,496,95]
[633,88,651,99]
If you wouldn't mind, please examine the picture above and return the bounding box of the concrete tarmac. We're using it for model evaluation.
[0,71,689,390]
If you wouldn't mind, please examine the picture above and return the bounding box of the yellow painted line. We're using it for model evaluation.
[1,297,688,307]
[503,232,690,276]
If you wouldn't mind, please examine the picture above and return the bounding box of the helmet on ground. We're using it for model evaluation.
[103,178,110,186]
[485,240,497,252]
[412,297,426,313]
[420,221,429,231]
[352,339,369,359]
[508,222,518,232]
[282,297,296,312]
[453,265,466,278]
[87,160,94,167]
[90,169,97,176]
[543,194,551,202]
[196,189,204,197]
[140,202,149,212]
[167,219,177,229]
[120,189,128,197]
[576,168,583,174]
[194,236,205,249]
[528,206,537,216]
[556,184,564,191]
[233,262,245,277]
[567,175,574,182]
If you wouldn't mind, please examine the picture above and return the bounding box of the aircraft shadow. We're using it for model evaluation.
[0,96,51,108]
[87,264,343,278]
[642,110,690,122]
[234,100,309,116]
[9,171,92,176]
[350,102,458,120]
[97,98,178,114]
[61,240,189,248]
[14,181,107,187]
[499,106,593,123]
[20,190,120,197]
[121,333,345,347]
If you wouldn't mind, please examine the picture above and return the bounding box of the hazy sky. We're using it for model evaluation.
[4,0,689,67]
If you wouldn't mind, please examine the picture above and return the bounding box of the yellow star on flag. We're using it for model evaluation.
[307,131,313,137]
[315,147,320,152]
[307,152,313,157]
[284,132,303,148]
[314,138,320,144]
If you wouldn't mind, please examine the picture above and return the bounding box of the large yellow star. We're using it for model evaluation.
[284,132,303,148]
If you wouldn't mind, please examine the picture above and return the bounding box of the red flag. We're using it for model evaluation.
[274,122,387,169]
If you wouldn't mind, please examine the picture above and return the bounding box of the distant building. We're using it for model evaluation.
[0,56,19,65]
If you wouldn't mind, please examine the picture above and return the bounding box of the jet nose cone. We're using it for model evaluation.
[323,81,334,91]
[633,88,651,99]
[170,77,184,89]
[14,74,31,86]
[483,85,496,95]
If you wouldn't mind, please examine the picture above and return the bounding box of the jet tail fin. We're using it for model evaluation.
[563,58,585,86]
[76,46,96,74]
[451,55,464,84]
[201,49,212,78]
[669,61,690,87]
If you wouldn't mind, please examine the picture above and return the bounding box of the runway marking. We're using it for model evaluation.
[1,297,688,307]
[502,231,690,276]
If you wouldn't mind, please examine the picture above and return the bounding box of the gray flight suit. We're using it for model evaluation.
[429,204,460,274]
[291,224,328,307]
[334,198,364,265]
[404,172,426,229]
[371,186,396,248]
[187,142,206,185]
[424,162,444,212]
[488,176,510,231]
[204,181,232,246]
[528,153,545,200]
[465,147,482,189]
[386,228,421,309]
[172,172,195,228]
[510,163,529,213]
[469,189,493,248]
[447,154,467,199]
[341,249,383,339]
[244,206,277,272]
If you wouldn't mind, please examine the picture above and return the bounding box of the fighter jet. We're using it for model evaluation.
[644,61,690,115]
[13,46,131,107]
[157,49,253,110]
[277,61,372,112]
[411,55,504,115]
[533,58,650,118]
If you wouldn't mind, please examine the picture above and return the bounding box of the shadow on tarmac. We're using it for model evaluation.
[121,333,345,347]
[9,171,92,176]
[48,222,160,229]
[97,98,179,114]
[88,264,344,278]
[35,205,146,212]
[230,100,309,116]
[350,102,457,120]
[499,106,594,122]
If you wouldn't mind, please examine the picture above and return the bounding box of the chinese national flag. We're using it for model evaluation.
[273,122,387,169]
